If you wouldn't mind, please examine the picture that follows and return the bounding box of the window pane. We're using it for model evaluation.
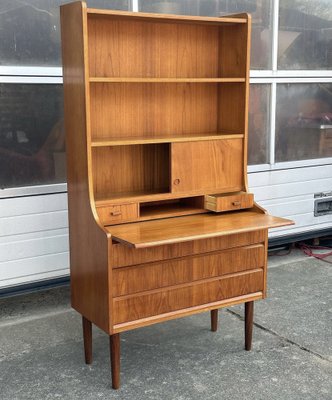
[279,0,332,69]
[0,84,65,188]
[248,84,270,165]
[138,0,273,70]
[0,0,130,67]
[275,84,332,162]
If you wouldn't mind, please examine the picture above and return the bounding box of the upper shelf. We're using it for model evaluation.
[89,78,246,83]
[91,133,244,147]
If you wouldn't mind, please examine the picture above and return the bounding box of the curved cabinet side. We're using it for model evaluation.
[61,1,112,334]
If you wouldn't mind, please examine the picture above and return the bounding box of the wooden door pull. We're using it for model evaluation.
[111,210,122,216]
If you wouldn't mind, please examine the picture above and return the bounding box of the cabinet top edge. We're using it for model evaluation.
[86,8,248,25]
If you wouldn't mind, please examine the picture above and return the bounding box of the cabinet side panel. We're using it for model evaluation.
[60,2,111,333]
[263,229,268,298]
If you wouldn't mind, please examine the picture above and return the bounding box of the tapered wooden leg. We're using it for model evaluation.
[245,301,254,351]
[82,316,92,364]
[110,334,120,389]
[210,309,218,332]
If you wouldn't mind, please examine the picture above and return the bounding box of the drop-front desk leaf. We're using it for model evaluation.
[108,211,292,248]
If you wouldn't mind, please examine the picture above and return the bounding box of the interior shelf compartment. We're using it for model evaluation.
[91,133,244,147]
[90,82,246,140]
[87,12,247,79]
[92,144,170,200]
[139,197,206,220]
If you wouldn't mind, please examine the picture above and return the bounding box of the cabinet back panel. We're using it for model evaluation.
[218,83,246,133]
[90,83,218,139]
[88,17,219,78]
[219,24,248,78]
[92,144,170,196]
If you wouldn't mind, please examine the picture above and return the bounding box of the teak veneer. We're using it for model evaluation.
[61,1,293,389]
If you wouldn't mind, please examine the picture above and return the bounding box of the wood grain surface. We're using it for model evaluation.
[113,269,264,324]
[88,17,219,78]
[171,139,243,193]
[87,8,247,24]
[205,191,254,212]
[92,144,170,197]
[107,211,293,248]
[90,83,219,139]
[60,1,111,333]
[111,230,266,268]
[113,244,265,296]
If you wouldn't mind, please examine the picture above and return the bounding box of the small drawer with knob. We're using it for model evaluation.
[96,203,138,225]
[205,191,254,213]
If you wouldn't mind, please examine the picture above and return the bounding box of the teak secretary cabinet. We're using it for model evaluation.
[60,1,293,389]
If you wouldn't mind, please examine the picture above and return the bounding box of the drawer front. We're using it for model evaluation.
[113,244,265,296]
[97,203,138,225]
[113,269,264,325]
[205,192,254,212]
[111,230,266,268]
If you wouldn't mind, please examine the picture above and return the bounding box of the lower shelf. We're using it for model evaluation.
[139,197,205,221]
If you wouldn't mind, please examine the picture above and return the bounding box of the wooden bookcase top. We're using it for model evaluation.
[60,2,290,231]
[87,7,248,25]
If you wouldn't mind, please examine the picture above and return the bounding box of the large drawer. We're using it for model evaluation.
[113,269,264,325]
[111,230,266,268]
[113,244,265,297]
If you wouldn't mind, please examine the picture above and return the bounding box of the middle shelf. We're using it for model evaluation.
[91,133,244,146]
[89,77,246,83]
[92,139,244,203]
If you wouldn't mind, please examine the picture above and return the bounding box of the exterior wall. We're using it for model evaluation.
[0,193,69,289]
[1,164,331,289]
[249,165,332,238]
[1,1,332,289]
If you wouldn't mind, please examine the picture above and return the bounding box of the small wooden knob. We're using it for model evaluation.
[110,210,121,216]
[173,178,180,185]
[232,201,241,206]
